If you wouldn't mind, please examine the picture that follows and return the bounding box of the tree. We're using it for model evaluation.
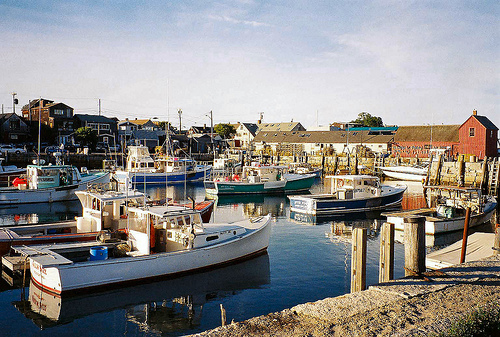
[351,112,384,127]
[214,124,236,139]
[75,127,98,150]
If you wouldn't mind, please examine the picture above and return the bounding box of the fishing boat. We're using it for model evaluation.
[113,146,211,186]
[289,175,407,216]
[0,158,25,187]
[0,163,109,206]
[0,186,214,258]
[378,163,429,182]
[383,186,497,235]
[204,163,316,196]
[16,208,271,295]
[287,162,322,178]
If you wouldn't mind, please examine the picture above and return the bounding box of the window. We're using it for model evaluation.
[54,109,65,116]
[9,120,20,130]
[469,127,475,137]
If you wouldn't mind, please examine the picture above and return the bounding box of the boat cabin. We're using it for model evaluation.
[76,188,145,233]
[155,156,195,173]
[126,206,246,255]
[325,175,381,199]
[240,164,288,183]
[125,146,156,173]
[25,165,83,190]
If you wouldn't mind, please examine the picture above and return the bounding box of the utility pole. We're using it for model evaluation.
[98,98,101,116]
[12,92,17,115]
[206,110,214,158]
[178,108,182,134]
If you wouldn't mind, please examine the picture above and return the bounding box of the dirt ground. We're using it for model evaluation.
[192,257,500,336]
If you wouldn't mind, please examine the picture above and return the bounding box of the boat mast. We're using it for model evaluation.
[37,96,41,164]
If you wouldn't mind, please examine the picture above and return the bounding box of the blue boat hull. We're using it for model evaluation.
[118,167,212,185]
[289,187,406,216]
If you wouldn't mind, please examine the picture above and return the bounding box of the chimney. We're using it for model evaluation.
[472,109,477,116]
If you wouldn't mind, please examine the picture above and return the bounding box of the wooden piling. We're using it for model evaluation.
[220,303,227,326]
[494,224,500,256]
[379,222,395,283]
[460,207,472,263]
[458,155,465,187]
[351,227,367,292]
[404,216,426,277]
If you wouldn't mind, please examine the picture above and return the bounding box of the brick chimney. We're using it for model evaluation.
[473,109,477,116]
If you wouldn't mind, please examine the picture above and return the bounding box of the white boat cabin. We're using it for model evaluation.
[126,206,246,255]
[126,145,196,174]
[237,164,288,183]
[76,188,145,233]
[24,165,83,190]
[324,175,381,199]
[125,146,156,173]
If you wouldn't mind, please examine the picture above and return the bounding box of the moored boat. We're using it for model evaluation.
[289,175,407,217]
[0,164,109,206]
[204,163,316,195]
[113,146,211,186]
[383,186,497,235]
[0,186,214,258]
[17,209,271,295]
[378,164,429,182]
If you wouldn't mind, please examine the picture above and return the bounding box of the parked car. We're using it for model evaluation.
[44,145,69,155]
[0,144,27,155]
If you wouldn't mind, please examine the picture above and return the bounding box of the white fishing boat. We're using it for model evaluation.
[0,158,25,187]
[383,186,497,235]
[17,207,271,295]
[0,186,214,257]
[289,175,407,218]
[378,163,429,182]
[113,146,211,186]
[287,162,322,178]
[0,163,109,206]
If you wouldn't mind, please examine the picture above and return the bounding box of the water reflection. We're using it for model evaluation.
[0,200,81,226]
[13,254,270,333]
[213,195,287,217]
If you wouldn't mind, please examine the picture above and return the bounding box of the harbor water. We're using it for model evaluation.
[0,180,437,336]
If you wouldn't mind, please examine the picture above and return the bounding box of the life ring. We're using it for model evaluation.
[337,179,344,188]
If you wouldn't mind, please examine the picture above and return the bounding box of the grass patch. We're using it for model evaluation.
[434,302,500,337]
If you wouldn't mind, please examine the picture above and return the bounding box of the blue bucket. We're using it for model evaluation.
[90,246,108,261]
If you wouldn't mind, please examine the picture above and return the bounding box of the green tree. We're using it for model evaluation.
[75,127,98,150]
[214,123,236,138]
[351,112,384,127]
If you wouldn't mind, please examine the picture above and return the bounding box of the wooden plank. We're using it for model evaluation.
[379,222,394,283]
[351,228,367,292]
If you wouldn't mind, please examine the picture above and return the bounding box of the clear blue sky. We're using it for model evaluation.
[0,0,498,129]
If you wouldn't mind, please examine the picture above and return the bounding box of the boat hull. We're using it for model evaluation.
[0,172,110,206]
[380,166,427,182]
[289,186,406,215]
[204,174,316,195]
[29,216,271,295]
[387,200,497,235]
[114,166,211,185]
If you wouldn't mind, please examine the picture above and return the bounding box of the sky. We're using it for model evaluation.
[0,0,498,130]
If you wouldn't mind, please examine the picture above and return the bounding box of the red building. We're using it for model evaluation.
[458,110,498,159]
[392,125,460,159]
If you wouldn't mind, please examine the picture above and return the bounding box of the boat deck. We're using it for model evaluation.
[382,208,435,218]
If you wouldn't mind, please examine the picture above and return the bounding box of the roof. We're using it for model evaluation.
[253,130,394,144]
[74,114,116,124]
[131,129,159,140]
[239,123,259,136]
[258,122,305,132]
[394,125,460,143]
[465,115,498,130]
